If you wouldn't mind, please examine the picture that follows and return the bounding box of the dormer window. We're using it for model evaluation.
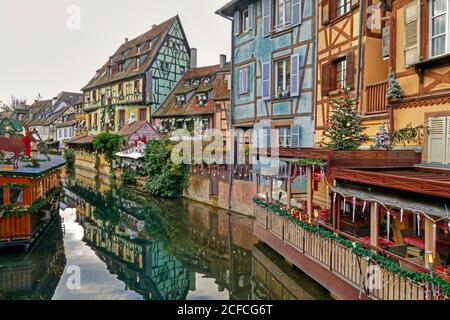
[160,61,170,72]
[118,62,125,72]
[197,93,208,106]
[184,80,190,87]
[176,95,186,106]
[193,79,200,86]
[204,77,211,85]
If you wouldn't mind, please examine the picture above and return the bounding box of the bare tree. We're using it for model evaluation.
[8,95,27,111]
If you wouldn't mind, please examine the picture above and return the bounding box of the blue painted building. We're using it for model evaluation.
[217,0,316,148]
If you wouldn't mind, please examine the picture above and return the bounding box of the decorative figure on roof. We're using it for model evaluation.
[0,128,34,168]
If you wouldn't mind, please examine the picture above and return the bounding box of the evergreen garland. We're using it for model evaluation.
[291,158,328,167]
[253,197,450,296]
[0,187,60,217]
[322,87,368,150]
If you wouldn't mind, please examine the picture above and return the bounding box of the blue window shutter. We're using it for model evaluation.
[291,124,301,148]
[262,0,271,37]
[290,54,300,97]
[262,62,271,100]
[292,0,302,26]
[234,11,241,36]
[249,3,254,30]
[245,68,249,93]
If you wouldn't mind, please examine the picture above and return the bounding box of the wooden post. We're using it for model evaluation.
[424,218,436,269]
[269,177,273,203]
[287,164,292,210]
[256,174,260,195]
[307,166,313,218]
[370,202,379,247]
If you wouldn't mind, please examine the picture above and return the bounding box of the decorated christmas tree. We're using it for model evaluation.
[372,122,392,150]
[386,68,404,101]
[322,87,367,150]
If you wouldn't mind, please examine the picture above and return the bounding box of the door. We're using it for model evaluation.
[428,116,449,164]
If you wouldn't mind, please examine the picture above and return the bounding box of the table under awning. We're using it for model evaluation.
[333,185,449,219]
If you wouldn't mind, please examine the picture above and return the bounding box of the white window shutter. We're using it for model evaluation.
[262,62,271,100]
[234,11,241,36]
[292,0,302,26]
[243,68,248,93]
[262,0,272,37]
[428,117,447,164]
[404,1,419,66]
[290,54,300,97]
[249,3,254,30]
[291,124,301,148]
[239,69,243,94]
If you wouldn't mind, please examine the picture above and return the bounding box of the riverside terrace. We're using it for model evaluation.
[0,156,64,250]
[253,148,450,300]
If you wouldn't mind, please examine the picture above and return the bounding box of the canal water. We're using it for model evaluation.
[0,175,330,300]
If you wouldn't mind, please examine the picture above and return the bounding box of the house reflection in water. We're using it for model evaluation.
[58,177,330,300]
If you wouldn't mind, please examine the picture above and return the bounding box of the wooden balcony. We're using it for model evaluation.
[254,205,449,300]
[365,80,389,114]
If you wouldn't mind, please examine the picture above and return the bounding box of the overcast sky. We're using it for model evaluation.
[0,0,231,104]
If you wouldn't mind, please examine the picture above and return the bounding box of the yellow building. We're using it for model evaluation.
[81,16,191,136]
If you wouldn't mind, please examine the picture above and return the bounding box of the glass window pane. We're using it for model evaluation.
[433,14,447,36]
[432,35,446,56]
[433,0,447,16]
[9,188,23,205]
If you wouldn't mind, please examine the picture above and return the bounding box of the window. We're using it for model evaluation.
[94,113,98,128]
[336,0,351,18]
[118,62,125,72]
[9,187,23,205]
[430,0,448,57]
[176,95,186,106]
[336,59,347,90]
[139,108,147,121]
[239,67,249,94]
[278,126,292,147]
[134,80,140,94]
[275,58,291,98]
[242,9,250,32]
[197,93,208,106]
[427,116,450,164]
[275,0,292,30]
[118,110,126,126]
[118,83,123,96]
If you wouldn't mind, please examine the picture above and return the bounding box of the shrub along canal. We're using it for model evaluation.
[0,176,330,300]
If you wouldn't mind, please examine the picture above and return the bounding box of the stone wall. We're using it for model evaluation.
[184,175,256,217]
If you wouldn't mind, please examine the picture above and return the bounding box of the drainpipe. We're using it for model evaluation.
[355,0,365,101]
[218,11,235,215]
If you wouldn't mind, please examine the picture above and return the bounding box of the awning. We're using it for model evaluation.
[334,185,450,220]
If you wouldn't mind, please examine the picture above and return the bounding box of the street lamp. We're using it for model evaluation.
[314,209,319,228]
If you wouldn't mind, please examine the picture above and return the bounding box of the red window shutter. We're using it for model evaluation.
[321,62,331,96]
[345,52,354,89]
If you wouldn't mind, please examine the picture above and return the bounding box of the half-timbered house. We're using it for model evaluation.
[82,16,191,135]
[217,0,317,149]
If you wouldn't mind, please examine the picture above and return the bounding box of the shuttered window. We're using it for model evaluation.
[321,62,332,96]
[249,3,254,30]
[239,67,249,94]
[291,54,300,96]
[321,52,354,96]
[404,1,419,65]
[263,0,272,36]
[291,124,301,148]
[428,116,450,164]
[262,61,272,100]
[234,11,241,36]
[293,0,302,26]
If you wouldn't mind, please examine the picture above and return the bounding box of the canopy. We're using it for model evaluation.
[334,185,449,220]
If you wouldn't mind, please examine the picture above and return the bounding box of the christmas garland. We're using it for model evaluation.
[0,187,60,218]
[291,158,327,167]
[253,197,450,296]
[5,183,30,190]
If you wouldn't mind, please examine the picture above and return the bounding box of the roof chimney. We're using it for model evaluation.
[190,48,198,69]
[220,54,227,69]
[152,24,157,29]
[124,37,129,43]
[52,97,57,105]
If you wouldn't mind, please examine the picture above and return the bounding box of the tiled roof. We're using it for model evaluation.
[68,135,95,145]
[118,120,159,138]
[82,16,180,90]
[154,64,230,118]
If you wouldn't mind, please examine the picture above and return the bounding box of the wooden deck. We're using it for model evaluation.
[254,205,446,300]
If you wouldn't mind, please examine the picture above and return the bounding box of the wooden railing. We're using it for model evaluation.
[365,80,389,114]
[254,205,448,300]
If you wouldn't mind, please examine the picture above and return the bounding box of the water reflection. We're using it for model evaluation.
[0,174,330,300]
